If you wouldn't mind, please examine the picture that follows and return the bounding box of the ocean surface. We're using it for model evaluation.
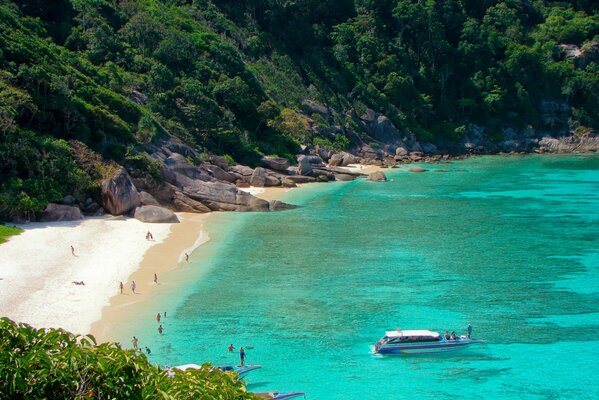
[114,155,599,399]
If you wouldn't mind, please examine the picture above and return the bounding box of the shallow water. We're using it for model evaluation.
[116,155,599,399]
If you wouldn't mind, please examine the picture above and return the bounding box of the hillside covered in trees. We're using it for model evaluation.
[0,0,598,220]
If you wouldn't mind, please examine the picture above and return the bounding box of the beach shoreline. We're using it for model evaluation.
[0,165,380,343]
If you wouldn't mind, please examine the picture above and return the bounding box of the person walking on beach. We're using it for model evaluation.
[467,323,473,338]
[228,343,234,352]
[164,311,167,318]
[154,273,158,284]
[132,336,138,350]
[185,253,189,262]
[146,231,153,240]
[119,281,124,294]
[239,346,245,366]
[131,280,137,294]
[158,324,164,335]
[156,313,161,323]
[70,245,75,256]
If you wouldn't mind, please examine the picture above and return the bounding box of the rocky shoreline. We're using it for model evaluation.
[33,103,599,224]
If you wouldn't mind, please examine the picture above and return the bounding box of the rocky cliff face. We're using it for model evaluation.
[39,100,598,223]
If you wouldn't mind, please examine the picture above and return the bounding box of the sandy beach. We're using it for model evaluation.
[0,217,173,335]
[0,167,379,342]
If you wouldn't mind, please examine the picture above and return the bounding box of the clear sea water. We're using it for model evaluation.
[113,155,599,399]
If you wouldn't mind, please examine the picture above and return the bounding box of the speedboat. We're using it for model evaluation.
[373,329,484,355]
[172,363,262,379]
[255,391,305,399]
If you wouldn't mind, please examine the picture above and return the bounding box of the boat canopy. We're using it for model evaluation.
[385,330,439,338]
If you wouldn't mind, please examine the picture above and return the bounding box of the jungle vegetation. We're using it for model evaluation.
[0,0,597,217]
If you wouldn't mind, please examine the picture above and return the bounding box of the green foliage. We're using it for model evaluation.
[0,224,21,242]
[1,0,598,218]
[0,317,259,400]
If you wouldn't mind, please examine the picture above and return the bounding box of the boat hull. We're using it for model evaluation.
[376,340,482,355]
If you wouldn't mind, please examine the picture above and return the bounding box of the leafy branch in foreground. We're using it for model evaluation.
[0,317,258,400]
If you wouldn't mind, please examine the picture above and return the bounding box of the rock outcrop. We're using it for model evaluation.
[171,191,211,213]
[537,135,599,153]
[367,171,387,181]
[139,191,160,206]
[101,167,141,215]
[40,203,82,222]
[297,155,325,175]
[269,200,298,211]
[261,156,290,171]
[132,205,179,223]
[409,167,427,173]
[250,167,266,187]
[183,180,271,212]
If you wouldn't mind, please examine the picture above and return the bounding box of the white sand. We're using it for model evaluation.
[0,217,173,335]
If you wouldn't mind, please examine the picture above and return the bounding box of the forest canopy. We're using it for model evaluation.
[0,0,597,219]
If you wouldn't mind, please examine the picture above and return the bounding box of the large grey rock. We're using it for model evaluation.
[183,180,271,212]
[139,191,159,206]
[409,167,427,173]
[40,203,82,222]
[133,205,179,223]
[229,164,254,177]
[395,146,409,156]
[264,174,281,187]
[367,171,387,181]
[209,155,229,170]
[281,178,298,187]
[164,153,211,181]
[203,164,237,183]
[315,146,334,162]
[101,167,141,215]
[285,175,317,184]
[371,115,401,142]
[297,155,324,175]
[261,156,290,171]
[269,200,298,211]
[342,152,360,166]
[171,191,211,213]
[329,153,344,166]
[310,168,336,180]
[250,167,266,187]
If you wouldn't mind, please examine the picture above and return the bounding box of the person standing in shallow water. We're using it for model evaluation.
[239,346,245,366]
[158,324,164,335]
[156,313,161,323]
[154,273,158,284]
[131,280,136,294]
[119,281,124,294]
[228,343,234,352]
[132,336,138,350]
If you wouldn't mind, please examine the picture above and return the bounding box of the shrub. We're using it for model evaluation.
[0,318,259,400]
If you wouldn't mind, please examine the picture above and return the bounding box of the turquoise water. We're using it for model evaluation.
[117,155,599,399]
